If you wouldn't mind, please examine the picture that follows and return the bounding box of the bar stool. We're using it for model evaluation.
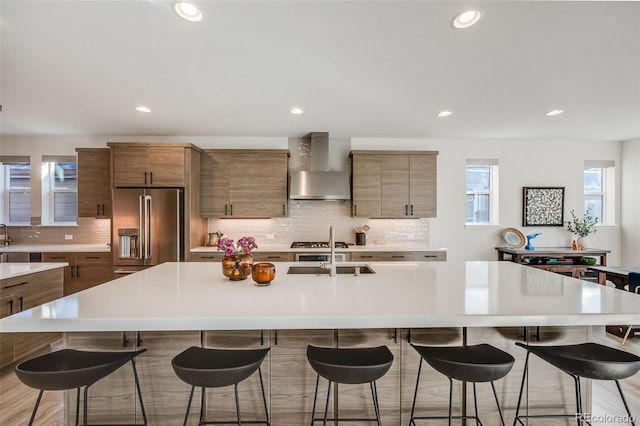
[15,348,147,426]
[171,346,270,426]
[514,342,640,426]
[306,345,394,426]
[408,343,515,426]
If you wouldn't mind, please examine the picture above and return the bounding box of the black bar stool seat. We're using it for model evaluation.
[409,343,515,426]
[514,342,640,426]
[15,348,147,426]
[306,345,394,426]
[171,346,270,426]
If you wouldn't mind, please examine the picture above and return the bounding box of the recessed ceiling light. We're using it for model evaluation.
[135,106,151,113]
[290,107,304,115]
[437,110,453,117]
[452,9,482,29]
[174,2,203,22]
[546,109,565,117]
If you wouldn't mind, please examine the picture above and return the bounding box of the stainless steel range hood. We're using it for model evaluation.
[289,132,351,200]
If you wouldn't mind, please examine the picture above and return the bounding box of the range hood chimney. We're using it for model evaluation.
[289,132,351,200]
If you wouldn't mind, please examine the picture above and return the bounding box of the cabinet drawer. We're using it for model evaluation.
[381,252,415,261]
[190,252,224,262]
[255,252,292,262]
[76,252,111,264]
[42,252,75,263]
[413,251,446,262]
[350,252,382,262]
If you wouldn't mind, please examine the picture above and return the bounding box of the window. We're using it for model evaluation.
[41,156,77,225]
[466,159,499,224]
[584,160,615,225]
[0,156,31,225]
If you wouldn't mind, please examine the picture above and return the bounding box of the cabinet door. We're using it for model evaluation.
[381,154,410,217]
[75,253,112,292]
[113,146,149,187]
[20,268,64,309]
[77,148,111,217]
[190,252,224,262]
[148,146,185,187]
[350,252,382,262]
[270,329,334,425]
[254,252,292,262]
[42,252,77,295]
[0,331,15,369]
[381,252,415,261]
[229,152,259,216]
[337,329,401,425]
[352,154,382,217]
[201,151,230,217]
[258,152,288,217]
[409,154,437,218]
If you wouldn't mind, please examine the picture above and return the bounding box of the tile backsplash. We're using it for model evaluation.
[6,218,111,246]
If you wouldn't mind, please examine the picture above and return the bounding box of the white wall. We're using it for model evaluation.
[353,138,623,263]
[621,138,640,266]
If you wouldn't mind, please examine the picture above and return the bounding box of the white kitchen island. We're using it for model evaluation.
[1,261,639,425]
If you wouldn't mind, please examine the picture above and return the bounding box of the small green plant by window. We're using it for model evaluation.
[566,205,598,238]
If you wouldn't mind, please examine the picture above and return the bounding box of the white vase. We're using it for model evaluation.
[577,236,587,249]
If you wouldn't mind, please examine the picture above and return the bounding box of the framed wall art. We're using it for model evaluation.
[522,186,565,226]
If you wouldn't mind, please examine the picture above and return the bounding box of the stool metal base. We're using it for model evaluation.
[182,366,270,426]
[408,357,507,426]
[513,350,637,426]
[27,357,147,426]
[309,374,383,426]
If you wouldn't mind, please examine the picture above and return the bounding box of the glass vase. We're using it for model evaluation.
[221,253,254,280]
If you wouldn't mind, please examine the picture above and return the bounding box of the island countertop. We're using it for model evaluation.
[1,261,639,333]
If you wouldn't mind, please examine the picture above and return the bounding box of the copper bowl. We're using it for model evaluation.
[252,262,276,285]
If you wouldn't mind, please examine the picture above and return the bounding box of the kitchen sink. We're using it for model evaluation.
[287,265,375,275]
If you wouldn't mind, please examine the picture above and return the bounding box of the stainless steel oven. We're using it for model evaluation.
[294,253,347,262]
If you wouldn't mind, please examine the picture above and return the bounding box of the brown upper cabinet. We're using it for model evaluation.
[109,143,189,187]
[200,150,289,218]
[350,151,438,218]
[76,148,111,217]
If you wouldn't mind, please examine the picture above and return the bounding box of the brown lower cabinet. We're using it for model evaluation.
[0,268,64,369]
[42,252,113,295]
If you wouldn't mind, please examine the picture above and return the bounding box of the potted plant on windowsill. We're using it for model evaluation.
[566,206,598,250]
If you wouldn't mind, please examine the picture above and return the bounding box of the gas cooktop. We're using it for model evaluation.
[290,241,349,249]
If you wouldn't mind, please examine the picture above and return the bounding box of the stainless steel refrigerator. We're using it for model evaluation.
[112,188,184,273]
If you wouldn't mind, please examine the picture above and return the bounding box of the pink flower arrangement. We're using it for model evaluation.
[217,236,258,256]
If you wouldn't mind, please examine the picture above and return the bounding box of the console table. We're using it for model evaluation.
[496,246,610,278]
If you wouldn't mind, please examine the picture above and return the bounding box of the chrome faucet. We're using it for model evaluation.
[0,224,11,246]
[328,225,337,277]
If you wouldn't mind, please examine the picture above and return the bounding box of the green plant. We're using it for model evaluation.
[566,206,598,238]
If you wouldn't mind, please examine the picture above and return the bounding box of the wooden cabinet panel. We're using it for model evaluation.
[350,252,382,262]
[190,252,224,262]
[200,150,288,218]
[77,148,111,217]
[351,153,381,217]
[0,268,63,369]
[351,151,437,218]
[43,252,112,295]
[381,252,415,261]
[381,154,410,217]
[254,252,292,262]
[200,151,230,217]
[412,251,446,262]
[111,144,186,188]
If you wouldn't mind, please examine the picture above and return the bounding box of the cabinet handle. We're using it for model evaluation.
[84,256,100,259]
[422,255,437,258]
[97,204,100,216]
[18,296,23,312]
[260,330,264,346]
[144,172,147,184]
[392,328,398,343]
[225,205,228,216]
[267,256,279,259]
[405,205,409,215]
[283,204,286,215]
[274,330,278,346]
[8,299,13,315]
[102,204,105,216]
[410,205,414,215]
[230,204,233,215]
[76,265,80,277]
[391,255,405,258]
[150,172,153,184]
[3,281,29,289]
[354,205,357,216]
[49,256,65,259]
[360,255,374,259]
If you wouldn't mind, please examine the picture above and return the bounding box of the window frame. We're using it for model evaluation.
[0,157,32,226]
[41,157,78,226]
[583,160,615,226]
[465,159,499,226]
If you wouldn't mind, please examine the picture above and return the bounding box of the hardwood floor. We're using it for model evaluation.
[1,330,638,425]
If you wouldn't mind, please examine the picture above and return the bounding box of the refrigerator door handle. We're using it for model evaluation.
[138,195,145,260]
[144,194,152,260]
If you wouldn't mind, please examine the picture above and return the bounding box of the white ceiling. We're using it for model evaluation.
[1,1,639,140]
